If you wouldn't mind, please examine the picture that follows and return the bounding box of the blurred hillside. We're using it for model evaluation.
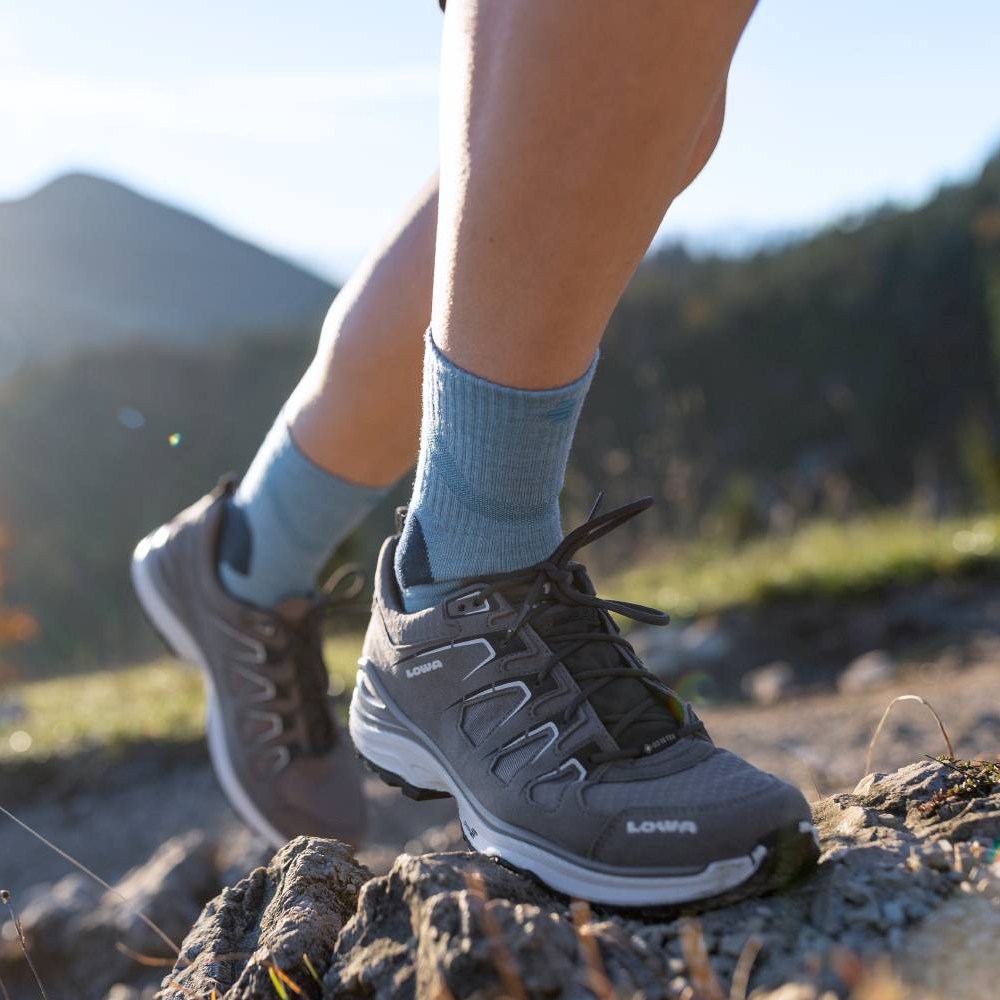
[2,152,1000,671]
[580,149,1000,541]
[0,172,334,373]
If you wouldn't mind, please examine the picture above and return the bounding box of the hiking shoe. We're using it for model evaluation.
[351,497,818,907]
[131,478,367,848]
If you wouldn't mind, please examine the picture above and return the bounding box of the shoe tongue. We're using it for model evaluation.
[529,592,684,752]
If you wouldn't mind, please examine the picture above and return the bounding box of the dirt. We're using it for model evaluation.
[2,649,997,907]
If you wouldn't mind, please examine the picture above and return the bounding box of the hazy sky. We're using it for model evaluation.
[2,1,998,281]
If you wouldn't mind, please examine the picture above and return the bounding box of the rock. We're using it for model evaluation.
[743,661,796,705]
[628,619,733,678]
[152,759,1000,1000]
[0,829,276,1000]
[835,805,872,836]
[103,987,157,1000]
[0,831,219,1000]
[158,836,370,1000]
[852,772,884,796]
[837,650,895,695]
[326,852,672,1000]
[899,894,1000,1000]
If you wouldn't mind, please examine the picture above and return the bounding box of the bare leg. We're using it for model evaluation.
[434,0,753,387]
[284,176,438,487]
[360,1,819,913]
[284,68,725,483]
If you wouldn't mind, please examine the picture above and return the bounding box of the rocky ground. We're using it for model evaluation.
[1,615,998,998]
[4,755,998,1000]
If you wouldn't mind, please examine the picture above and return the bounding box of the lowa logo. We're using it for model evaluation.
[626,819,698,835]
[405,658,445,679]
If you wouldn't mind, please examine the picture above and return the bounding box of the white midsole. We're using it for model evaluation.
[131,534,288,849]
[349,687,767,906]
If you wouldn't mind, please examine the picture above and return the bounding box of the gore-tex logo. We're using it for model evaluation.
[405,658,444,679]
[626,819,698,835]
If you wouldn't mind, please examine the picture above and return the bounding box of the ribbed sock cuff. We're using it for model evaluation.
[396,330,597,610]
[220,411,390,607]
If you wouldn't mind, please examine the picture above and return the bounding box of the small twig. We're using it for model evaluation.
[163,977,203,1000]
[0,804,182,955]
[465,871,527,1000]
[790,752,824,801]
[570,899,619,1000]
[0,970,11,1000]
[267,966,290,1000]
[925,754,971,777]
[864,694,954,777]
[729,935,763,1000]
[302,953,321,984]
[679,918,726,1000]
[115,940,179,967]
[2,889,49,1000]
[268,962,305,996]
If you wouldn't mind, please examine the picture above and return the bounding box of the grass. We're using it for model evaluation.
[609,510,1000,619]
[0,635,362,763]
[3,509,1000,763]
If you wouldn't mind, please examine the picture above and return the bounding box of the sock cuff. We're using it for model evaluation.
[239,410,394,507]
[425,328,599,401]
[396,332,597,606]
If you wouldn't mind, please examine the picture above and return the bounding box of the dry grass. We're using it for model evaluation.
[2,889,49,1000]
[864,695,954,776]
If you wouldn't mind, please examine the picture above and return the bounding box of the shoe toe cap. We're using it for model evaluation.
[587,754,813,873]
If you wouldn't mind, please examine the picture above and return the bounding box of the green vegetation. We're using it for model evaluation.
[0,659,203,762]
[611,510,1000,618]
[0,636,362,763]
[4,150,1000,670]
[4,510,1000,763]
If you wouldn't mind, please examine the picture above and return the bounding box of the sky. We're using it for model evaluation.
[1,1,999,282]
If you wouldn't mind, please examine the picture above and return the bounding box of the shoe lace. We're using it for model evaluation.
[471,495,707,764]
[248,564,367,756]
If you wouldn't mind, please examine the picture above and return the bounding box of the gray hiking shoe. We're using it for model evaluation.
[351,497,818,907]
[131,478,367,848]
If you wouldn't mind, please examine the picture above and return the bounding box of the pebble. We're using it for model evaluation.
[838,650,896,695]
[743,661,796,705]
[853,772,884,796]
[836,805,871,836]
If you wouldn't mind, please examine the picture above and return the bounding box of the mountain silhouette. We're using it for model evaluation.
[0,172,335,370]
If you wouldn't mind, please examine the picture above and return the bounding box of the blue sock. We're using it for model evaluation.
[219,411,389,607]
[395,331,597,612]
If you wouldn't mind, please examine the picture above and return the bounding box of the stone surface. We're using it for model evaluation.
[837,650,896,695]
[150,759,1000,1000]
[0,831,219,1000]
[102,987,157,1000]
[742,661,797,705]
[0,830,268,1000]
[628,619,733,680]
[158,837,370,1000]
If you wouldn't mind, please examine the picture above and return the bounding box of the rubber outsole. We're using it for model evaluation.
[355,739,820,911]
[358,753,453,801]
[481,817,819,918]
